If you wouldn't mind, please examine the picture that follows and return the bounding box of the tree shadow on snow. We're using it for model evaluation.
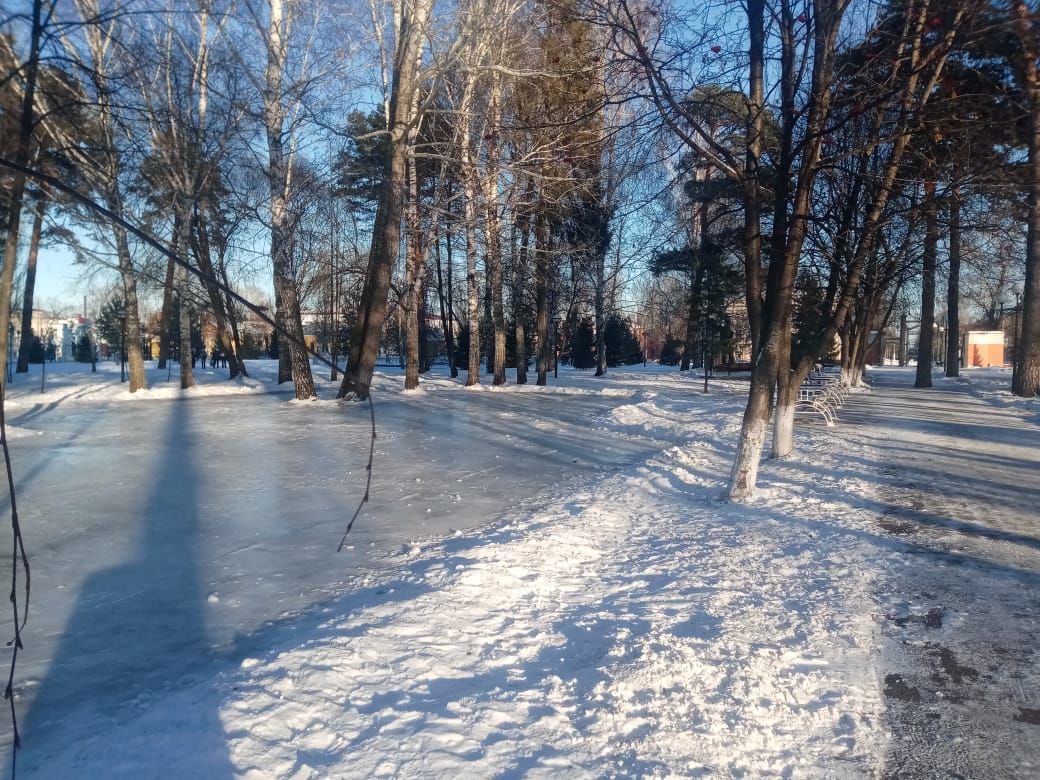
[8,399,235,779]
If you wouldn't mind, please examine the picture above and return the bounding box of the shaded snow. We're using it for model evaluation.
[2,360,1034,777]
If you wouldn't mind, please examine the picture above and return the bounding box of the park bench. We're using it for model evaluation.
[794,366,847,426]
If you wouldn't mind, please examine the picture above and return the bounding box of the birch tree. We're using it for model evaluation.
[340,0,434,399]
[259,0,316,399]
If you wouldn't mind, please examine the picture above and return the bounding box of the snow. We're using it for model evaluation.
[0,360,1036,777]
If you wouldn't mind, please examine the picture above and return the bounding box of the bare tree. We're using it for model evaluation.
[259,0,316,398]
[1010,0,1040,396]
[340,0,434,399]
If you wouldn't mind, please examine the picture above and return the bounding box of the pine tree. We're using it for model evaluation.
[570,318,596,369]
[74,332,93,363]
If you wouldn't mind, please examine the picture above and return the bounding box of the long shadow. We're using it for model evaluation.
[9,399,234,778]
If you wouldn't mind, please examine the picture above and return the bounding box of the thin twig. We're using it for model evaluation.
[0,381,30,780]
[337,393,376,551]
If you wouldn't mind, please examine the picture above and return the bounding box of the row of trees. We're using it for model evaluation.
[2,0,1038,500]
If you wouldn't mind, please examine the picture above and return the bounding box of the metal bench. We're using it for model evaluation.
[794,368,847,426]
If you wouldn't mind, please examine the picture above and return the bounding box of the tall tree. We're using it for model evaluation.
[261,0,316,399]
[1010,0,1040,396]
[340,0,434,400]
[0,0,52,384]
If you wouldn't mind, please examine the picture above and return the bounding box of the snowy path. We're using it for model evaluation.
[0,374,657,776]
[5,369,893,779]
[837,369,1040,778]
[3,363,1036,778]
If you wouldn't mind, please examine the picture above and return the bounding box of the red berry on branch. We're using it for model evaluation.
[710,45,722,54]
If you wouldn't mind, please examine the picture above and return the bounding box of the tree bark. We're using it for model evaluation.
[535,209,549,386]
[174,198,195,389]
[742,0,766,359]
[403,133,424,390]
[512,199,531,385]
[265,0,315,400]
[485,191,506,385]
[462,124,482,386]
[339,0,431,400]
[730,0,845,499]
[915,180,938,389]
[177,267,195,389]
[1012,0,1040,396]
[192,201,244,379]
[15,194,46,374]
[434,219,457,378]
[0,0,45,379]
[594,264,606,377]
[157,255,176,370]
[946,191,961,376]
[112,220,147,392]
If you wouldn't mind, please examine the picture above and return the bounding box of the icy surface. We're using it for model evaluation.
[0,360,1036,777]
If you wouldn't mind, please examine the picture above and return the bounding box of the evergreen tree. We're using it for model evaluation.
[27,333,44,364]
[570,318,596,369]
[604,315,644,367]
[73,332,93,363]
[660,336,684,366]
[95,297,127,353]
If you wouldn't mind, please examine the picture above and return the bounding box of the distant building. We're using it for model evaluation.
[961,331,1004,368]
[10,310,93,363]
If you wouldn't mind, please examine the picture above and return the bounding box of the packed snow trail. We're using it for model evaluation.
[4,362,1036,777]
[5,367,892,778]
[838,368,1040,779]
[0,366,657,776]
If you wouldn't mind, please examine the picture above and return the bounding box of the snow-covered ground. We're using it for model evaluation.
[0,360,1037,777]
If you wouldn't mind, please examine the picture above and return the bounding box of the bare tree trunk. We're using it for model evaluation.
[218,256,247,378]
[465,217,481,384]
[177,268,195,389]
[535,209,549,386]
[486,195,506,384]
[680,267,699,372]
[175,199,195,389]
[404,135,423,390]
[157,208,184,374]
[742,0,765,359]
[915,180,938,389]
[265,0,315,400]
[1012,0,1040,396]
[594,261,606,377]
[730,0,846,499]
[483,268,494,376]
[462,130,482,386]
[193,201,244,379]
[339,0,431,400]
[16,194,46,374]
[434,220,457,378]
[772,331,796,459]
[112,222,147,392]
[157,255,176,370]
[946,191,961,376]
[274,286,291,383]
[0,0,45,377]
[513,201,530,385]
